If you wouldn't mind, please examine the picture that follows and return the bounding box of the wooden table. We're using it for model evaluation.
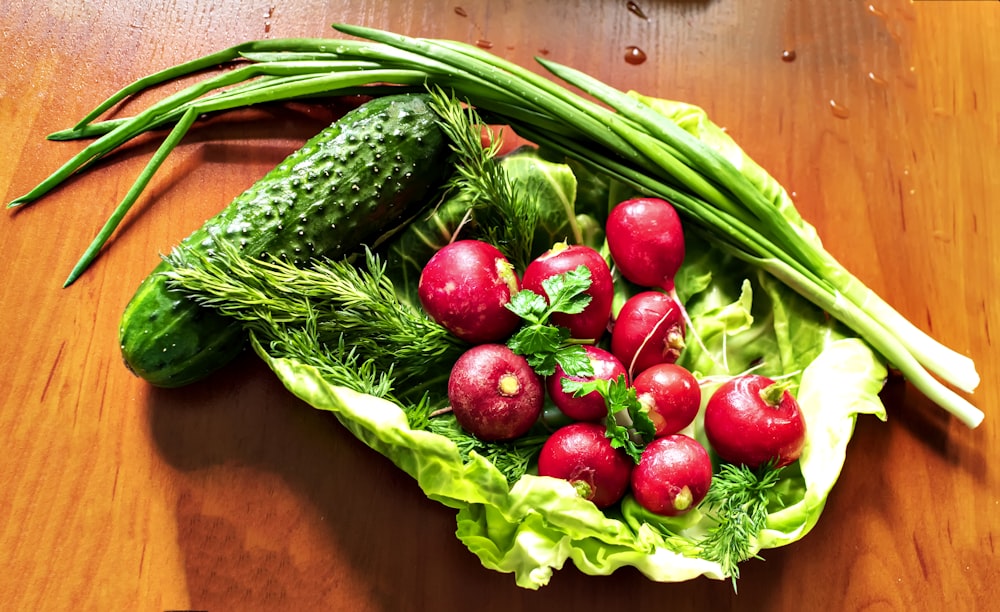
[2,1,997,609]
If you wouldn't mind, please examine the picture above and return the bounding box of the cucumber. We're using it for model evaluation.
[119,94,451,387]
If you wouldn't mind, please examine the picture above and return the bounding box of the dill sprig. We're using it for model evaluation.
[163,240,466,398]
[698,462,785,590]
[427,86,539,270]
[250,323,443,429]
[263,328,395,398]
[427,414,548,485]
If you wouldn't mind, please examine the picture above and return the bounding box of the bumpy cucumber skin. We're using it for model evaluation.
[119,94,450,387]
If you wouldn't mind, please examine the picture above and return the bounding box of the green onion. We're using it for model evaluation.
[6,25,981,428]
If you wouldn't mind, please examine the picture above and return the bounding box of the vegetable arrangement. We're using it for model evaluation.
[8,24,982,589]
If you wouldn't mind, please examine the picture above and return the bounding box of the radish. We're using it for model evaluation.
[447,344,544,441]
[633,363,701,437]
[606,197,685,292]
[419,239,522,343]
[521,243,614,341]
[630,434,713,516]
[537,421,633,509]
[703,374,807,469]
[610,291,686,378]
[547,345,627,421]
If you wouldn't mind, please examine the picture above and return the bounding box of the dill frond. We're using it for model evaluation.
[427,414,547,485]
[163,241,465,400]
[427,86,539,269]
[698,462,785,590]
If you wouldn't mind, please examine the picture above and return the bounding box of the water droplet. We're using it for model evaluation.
[625,46,647,65]
[867,71,887,86]
[476,39,493,49]
[454,6,468,17]
[867,3,887,20]
[781,49,796,63]
[627,1,649,20]
[829,99,850,119]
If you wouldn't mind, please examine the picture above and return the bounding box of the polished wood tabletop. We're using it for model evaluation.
[2,0,997,609]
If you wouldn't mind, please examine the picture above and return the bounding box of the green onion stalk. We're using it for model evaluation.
[7,24,982,428]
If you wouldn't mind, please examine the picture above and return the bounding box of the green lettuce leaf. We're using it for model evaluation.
[500,147,583,254]
[258,330,885,588]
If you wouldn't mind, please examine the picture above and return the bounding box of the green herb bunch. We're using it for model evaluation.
[165,242,465,406]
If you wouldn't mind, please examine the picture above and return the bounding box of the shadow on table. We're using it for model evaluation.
[879,375,988,484]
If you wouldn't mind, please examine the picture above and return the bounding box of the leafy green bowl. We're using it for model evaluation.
[253,98,888,589]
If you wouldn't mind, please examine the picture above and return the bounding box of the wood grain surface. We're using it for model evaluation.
[1,0,997,610]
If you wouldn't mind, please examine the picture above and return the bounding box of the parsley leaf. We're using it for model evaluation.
[506,290,549,321]
[561,374,656,463]
[539,266,593,316]
[552,344,593,378]
[507,325,567,373]
[506,265,595,377]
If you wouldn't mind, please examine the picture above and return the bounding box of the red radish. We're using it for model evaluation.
[606,197,685,292]
[610,291,686,378]
[703,374,807,469]
[537,422,633,509]
[447,344,544,441]
[633,363,701,437]
[521,243,614,341]
[547,345,627,421]
[630,434,713,516]
[419,240,522,343]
